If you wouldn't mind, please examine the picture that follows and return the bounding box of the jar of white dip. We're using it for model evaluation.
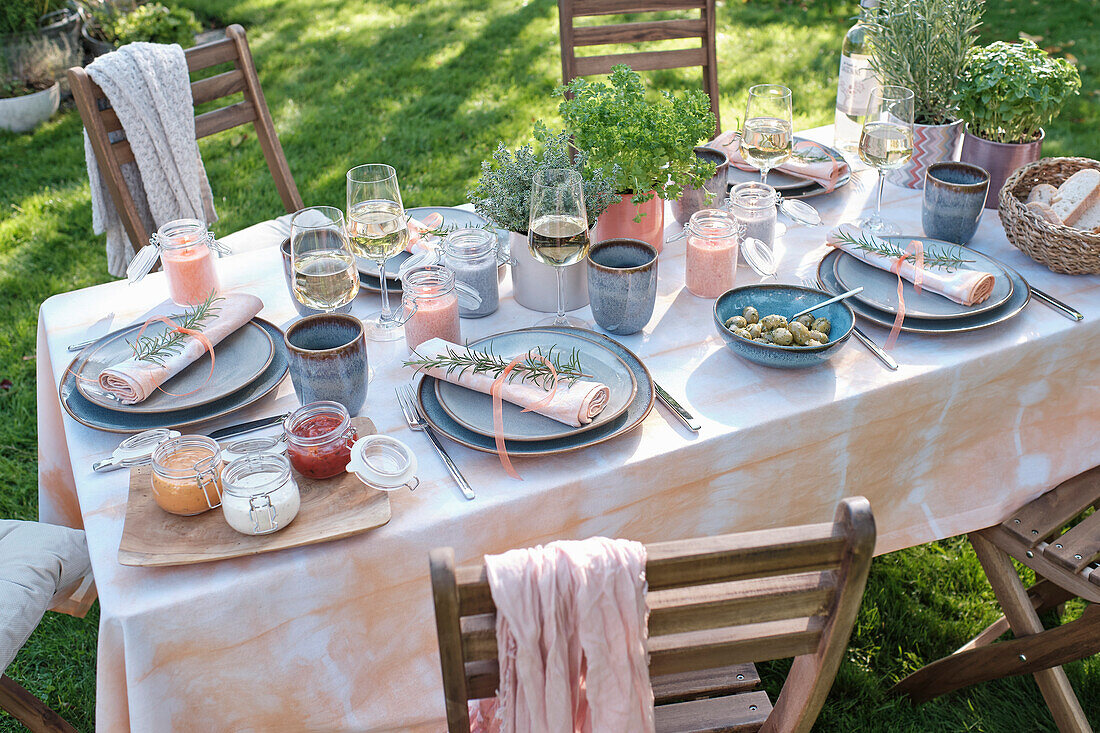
[220,453,300,536]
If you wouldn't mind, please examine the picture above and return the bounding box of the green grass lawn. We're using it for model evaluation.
[2,0,1098,730]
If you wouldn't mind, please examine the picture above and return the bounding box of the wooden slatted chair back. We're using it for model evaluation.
[430,496,875,733]
[557,0,721,132]
[66,24,303,256]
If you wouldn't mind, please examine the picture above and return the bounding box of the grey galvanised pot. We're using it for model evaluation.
[959,126,1045,209]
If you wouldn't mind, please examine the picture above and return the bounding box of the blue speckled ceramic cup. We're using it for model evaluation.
[587,239,658,335]
[922,162,990,245]
[284,314,368,414]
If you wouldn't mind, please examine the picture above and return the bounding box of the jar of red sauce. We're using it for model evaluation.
[284,401,357,479]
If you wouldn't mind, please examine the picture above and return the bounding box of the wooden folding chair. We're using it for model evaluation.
[557,0,721,133]
[66,24,304,257]
[894,466,1100,732]
[430,497,875,732]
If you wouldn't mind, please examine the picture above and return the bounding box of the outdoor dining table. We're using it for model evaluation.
[34,126,1100,731]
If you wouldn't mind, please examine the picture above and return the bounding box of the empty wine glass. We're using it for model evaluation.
[528,168,590,328]
[290,206,359,313]
[856,85,915,235]
[740,84,794,184]
[346,164,408,341]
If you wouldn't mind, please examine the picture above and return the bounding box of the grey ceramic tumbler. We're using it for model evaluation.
[922,162,990,245]
[284,314,368,414]
[587,238,658,335]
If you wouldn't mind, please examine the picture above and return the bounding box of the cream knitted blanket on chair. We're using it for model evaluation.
[83,42,217,277]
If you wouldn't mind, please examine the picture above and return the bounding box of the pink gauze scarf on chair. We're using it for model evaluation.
[469,537,655,733]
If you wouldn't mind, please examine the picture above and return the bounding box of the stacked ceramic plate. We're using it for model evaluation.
[816,236,1031,334]
[356,206,508,294]
[415,327,655,456]
[60,317,288,433]
[727,138,851,200]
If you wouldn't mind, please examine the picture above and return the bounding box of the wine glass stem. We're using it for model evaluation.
[554,266,567,325]
[874,170,886,219]
[377,260,393,322]
[761,168,769,185]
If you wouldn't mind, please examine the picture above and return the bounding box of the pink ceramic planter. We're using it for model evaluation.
[594,193,665,253]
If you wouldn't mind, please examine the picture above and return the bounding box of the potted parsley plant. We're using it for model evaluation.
[556,64,716,252]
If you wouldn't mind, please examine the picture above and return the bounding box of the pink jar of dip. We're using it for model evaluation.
[402,266,462,350]
[685,209,740,298]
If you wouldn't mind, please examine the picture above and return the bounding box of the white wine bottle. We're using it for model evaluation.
[834,0,879,155]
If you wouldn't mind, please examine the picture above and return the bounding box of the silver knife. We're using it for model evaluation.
[207,413,289,441]
[654,382,700,432]
[1030,286,1083,322]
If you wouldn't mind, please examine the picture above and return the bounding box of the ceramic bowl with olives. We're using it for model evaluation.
[713,284,855,368]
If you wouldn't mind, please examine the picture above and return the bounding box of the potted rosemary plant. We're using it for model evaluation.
[467,124,617,312]
[956,39,1082,208]
[557,64,716,251]
[864,0,984,188]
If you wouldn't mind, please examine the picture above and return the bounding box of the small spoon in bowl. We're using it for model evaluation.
[790,286,864,322]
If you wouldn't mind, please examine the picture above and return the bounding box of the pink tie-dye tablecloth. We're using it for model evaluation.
[36,128,1100,731]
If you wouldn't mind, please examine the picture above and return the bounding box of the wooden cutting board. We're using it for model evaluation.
[118,417,391,567]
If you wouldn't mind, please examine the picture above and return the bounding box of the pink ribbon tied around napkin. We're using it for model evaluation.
[491,353,560,480]
[886,240,925,350]
[711,132,846,193]
[406,212,445,253]
[131,316,217,396]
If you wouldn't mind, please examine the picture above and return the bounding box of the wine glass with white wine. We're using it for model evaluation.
[346,164,408,341]
[856,85,915,235]
[528,168,590,328]
[290,206,359,313]
[740,84,793,185]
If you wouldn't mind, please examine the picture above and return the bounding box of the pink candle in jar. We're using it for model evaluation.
[155,220,221,306]
[402,266,462,351]
[685,209,739,298]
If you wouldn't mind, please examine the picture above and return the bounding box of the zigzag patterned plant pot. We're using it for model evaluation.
[886,119,965,189]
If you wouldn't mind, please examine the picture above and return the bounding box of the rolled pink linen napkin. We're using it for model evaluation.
[98,292,263,404]
[469,537,654,733]
[710,131,849,192]
[826,224,996,306]
[411,338,610,428]
[405,212,444,253]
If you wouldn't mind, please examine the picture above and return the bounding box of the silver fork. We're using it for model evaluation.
[802,277,898,371]
[395,385,475,500]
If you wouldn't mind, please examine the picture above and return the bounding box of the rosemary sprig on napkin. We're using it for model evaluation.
[835,231,973,272]
[127,291,223,366]
[405,343,592,390]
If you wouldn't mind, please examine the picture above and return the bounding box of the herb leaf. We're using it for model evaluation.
[404,343,592,391]
[126,291,222,366]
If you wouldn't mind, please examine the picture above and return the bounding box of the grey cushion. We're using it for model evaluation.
[0,520,91,673]
[217,212,293,255]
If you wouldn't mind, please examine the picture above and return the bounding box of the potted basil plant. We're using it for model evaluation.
[557,64,716,251]
[467,124,617,312]
[955,39,1082,208]
[864,0,984,188]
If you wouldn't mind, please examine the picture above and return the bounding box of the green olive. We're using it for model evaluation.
[808,329,829,344]
[811,318,832,335]
[742,306,760,324]
[806,339,823,347]
[771,327,794,346]
[728,315,748,329]
[760,314,788,331]
[733,327,752,340]
[746,322,763,339]
[795,314,815,328]
[788,321,811,345]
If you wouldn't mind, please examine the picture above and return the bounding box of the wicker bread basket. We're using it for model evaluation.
[999,156,1100,275]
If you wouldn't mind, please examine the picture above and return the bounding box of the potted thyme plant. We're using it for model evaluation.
[956,39,1082,208]
[0,35,79,132]
[865,0,984,188]
[467,124,617,312]
[556,64,716,251]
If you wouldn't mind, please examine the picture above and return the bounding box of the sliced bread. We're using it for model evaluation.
[1074,200,1100,231]
[1027,183,1059,205]
[1051,168,1100,225]
[1027,200,1062,225]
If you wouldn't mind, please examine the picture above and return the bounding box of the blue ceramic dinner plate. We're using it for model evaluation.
[817,248,1031,334]
[59,318,289,433]
[416,327,654,456]
[726,138,851,199]
[832,237,1013,320]
[356,207,505,293]
[434,329,638,442]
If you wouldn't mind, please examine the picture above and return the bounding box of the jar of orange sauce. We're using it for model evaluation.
[150,435,224,515]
